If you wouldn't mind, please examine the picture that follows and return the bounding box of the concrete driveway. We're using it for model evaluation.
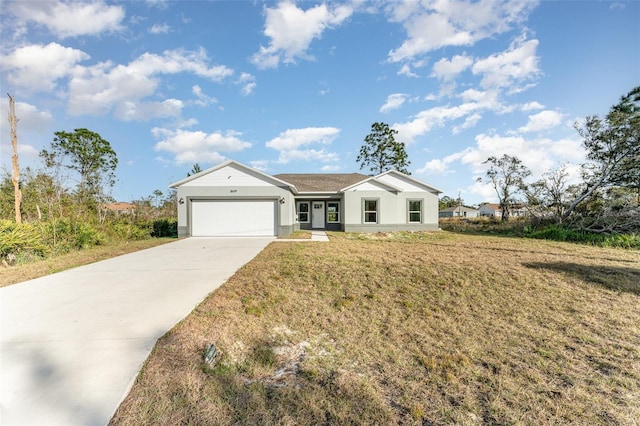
[0,237,273,426]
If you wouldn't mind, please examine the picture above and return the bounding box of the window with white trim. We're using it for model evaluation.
[327,202,340,223]
[408,200,422,223]
[363,199,378,223]
[297,202,310,223]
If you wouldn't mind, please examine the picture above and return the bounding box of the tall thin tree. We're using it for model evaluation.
[7,93,21,223]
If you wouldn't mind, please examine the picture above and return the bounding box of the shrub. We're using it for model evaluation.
[601,233,640,249]
[112,223,151,241]
[73,222,105,249]
[150,218,178,238]
[0,220,49,258]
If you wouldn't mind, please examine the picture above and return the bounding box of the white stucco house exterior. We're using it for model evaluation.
[169,160,442,237]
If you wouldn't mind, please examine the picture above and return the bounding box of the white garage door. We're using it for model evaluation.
[191,200,276,236]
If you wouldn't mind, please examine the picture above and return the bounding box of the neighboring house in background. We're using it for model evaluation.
[102,202,135,215]
[479,203,501,217]
[439,205,480,218]
[169,160,442,237]
[479,203,529,218]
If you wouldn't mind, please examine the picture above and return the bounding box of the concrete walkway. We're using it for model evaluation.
[0,237,273,426]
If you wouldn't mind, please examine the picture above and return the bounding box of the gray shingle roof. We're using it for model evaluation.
[273,173,369,192]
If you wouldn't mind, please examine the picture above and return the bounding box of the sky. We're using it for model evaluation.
[0,0,638,205]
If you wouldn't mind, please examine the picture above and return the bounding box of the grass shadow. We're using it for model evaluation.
[524,261,640,295]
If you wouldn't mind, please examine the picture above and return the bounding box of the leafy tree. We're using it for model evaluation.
[187,163,202,177]
[563,86,640,220]
[40,129,118,213]
[439,195,463,210]
[604,86,639,197]
[357,122,410,175]
[525,164,571,220]
[40,129,118,203]
[477,154,531,221]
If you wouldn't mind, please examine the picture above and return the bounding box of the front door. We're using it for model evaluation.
[312,201,325,229]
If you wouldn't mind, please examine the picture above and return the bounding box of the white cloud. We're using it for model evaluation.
[1,42,89,92]
[66,48,234,118]
[236,73,256,96]
[431,54,473,81]
[153,128,252,165]
[266,127,340,150]
[8,0,125,38]
[452,113,482,134]
[521,101,544,111]
[472,37,541,90]
[251,1,353,69]
[321,164,342,172]
[416,129,586,202]
[397,63,418,78]
[394,104,473,143]
[0,101,54,133]
[249,160,270,172]
[149,23,171,34]
[417,159,449,175]
[266,126,341,164]
[387,0,538,62]
[114,99,184,121]
[276,148,340,164]
[192,85,217,107]
[518,110,564,133]
[380,93,408,113]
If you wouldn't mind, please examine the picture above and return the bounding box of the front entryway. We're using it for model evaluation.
[312,201,325,228]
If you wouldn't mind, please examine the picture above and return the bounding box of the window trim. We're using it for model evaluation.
[327,201,340,223]
[408,199,422,223]
[297,201,310,223]
[363,198,378,224]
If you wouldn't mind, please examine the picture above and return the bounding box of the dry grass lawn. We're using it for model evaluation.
[111,232,640,425]
[0,238,174,287]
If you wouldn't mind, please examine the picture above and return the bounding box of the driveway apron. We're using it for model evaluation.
[0,237,273,426]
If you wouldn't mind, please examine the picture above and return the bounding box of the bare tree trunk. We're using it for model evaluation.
[8,93,22,224]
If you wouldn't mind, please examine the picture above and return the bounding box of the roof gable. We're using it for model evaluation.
[342,177,401,192]
[375,170,442,194]
[169,160,295,190]
[273,173,368,192]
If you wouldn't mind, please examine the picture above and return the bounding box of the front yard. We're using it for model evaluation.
[111,232,640,425]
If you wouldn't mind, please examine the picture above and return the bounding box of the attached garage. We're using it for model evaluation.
[191,199,277,237]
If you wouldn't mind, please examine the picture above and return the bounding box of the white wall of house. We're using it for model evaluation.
[342,181,439,232]
[172,163,296,237]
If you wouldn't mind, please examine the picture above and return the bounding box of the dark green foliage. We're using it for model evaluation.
[150,218,178,238]
[187,163,202,177]
[358,122,410,175]
[41,128,118,189]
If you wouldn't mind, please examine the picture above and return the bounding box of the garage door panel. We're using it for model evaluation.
[192,200,276,236]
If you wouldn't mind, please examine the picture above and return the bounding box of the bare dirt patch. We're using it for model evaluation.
[111,232,640,425]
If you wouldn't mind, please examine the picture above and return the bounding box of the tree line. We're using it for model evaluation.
[477,86,638,234]
[359,87,638,235]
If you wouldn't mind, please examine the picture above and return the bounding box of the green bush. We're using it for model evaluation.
[74,222,105,249]
[601,233,640,249]
[112,223,151,241]
[150,218,178,238]
[0,220,49,257]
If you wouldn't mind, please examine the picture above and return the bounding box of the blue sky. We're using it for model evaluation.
[1,0,638,205]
